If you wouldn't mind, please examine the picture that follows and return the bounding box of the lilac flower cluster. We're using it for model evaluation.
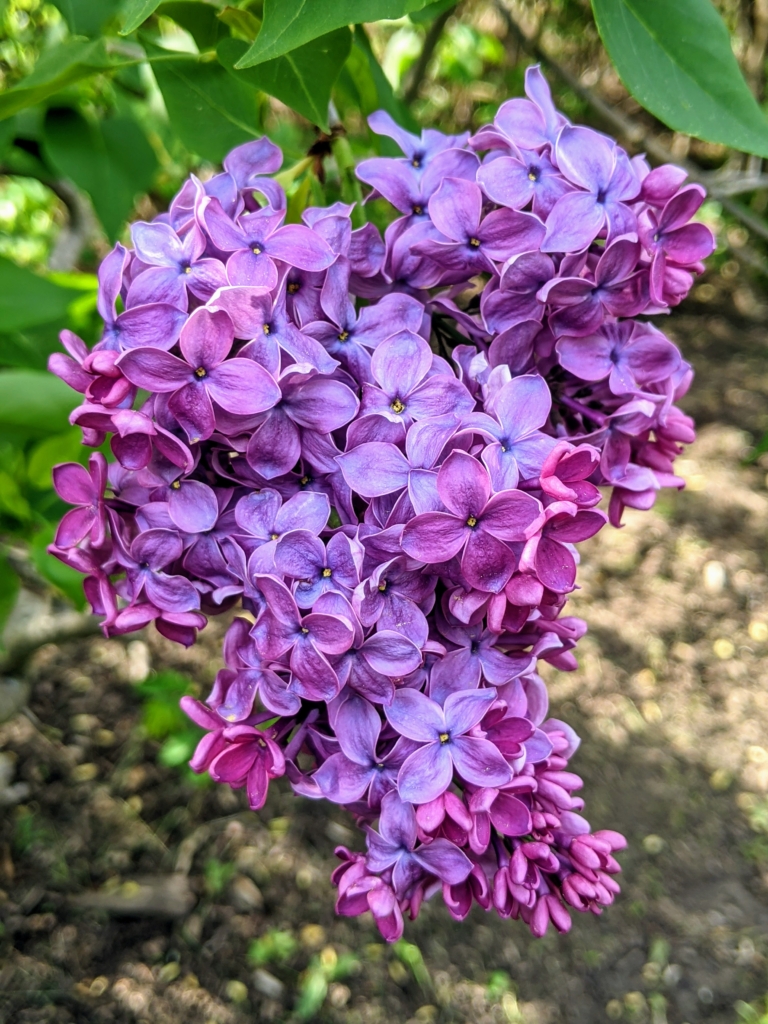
[48,67,711,941]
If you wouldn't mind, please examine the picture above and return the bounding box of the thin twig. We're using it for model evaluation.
[493,1,768,244]
[402,4,456,106]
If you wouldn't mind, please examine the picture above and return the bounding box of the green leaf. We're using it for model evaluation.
[0,319,69,371]
[150,48,261,161]
[0,39,121,121]
[158,1,228,49]
[351,25,418,133]
[51,0,123,36]
[235,0,433,67]
[591,0,768,156]
[0,370,79,440]
[43,108,158,240]
[217,6,261,42]
[0,258,81,332]
[218,30,351,131]
[120,0,164,35]
[0,472,31,522]
[27,430,86,490]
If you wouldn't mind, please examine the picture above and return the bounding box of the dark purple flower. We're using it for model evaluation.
[464,373,557,490]
[53,452,108,548]
[638,184,715,304]
[556,321,681,395]
[542,127,640,252]
[520,501,606,592]
[314,695,412,804]
[478,148,572,217]
[209,723,285,810]
[203,201,334,289]
[275,529,361,607]
[481,251,555,332]
[401,451,543,593]
[246,369,359,479]
[540,238,647,337]
[128,221,228,307]
[117,307,280,443]
[470,65,566,153]
[360,330,473,426]
[250,575,354,702]
[357,147,478,221]
[115,527,201,613]
[96,243,186,353]
[386,687,511,804]
[413,178,545,284]
[366,791,472,896]
[355,555,435,648]
[208,617,300,720]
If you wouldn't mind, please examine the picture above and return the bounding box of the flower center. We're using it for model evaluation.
[300,475,310,486]
[412,204,423,215]
[252,245,262,254]
[183,265,192,274]
[338,330,349,341]
[527,166,540,182]
[412,155,422,168]
[378,580,387,592]
[287,281,300,293]
[469,237,481,248]
[171,480,181,490]
[391,398,405,414]
[263,324,271,335]
[300,627,309,635]
[322,567,332,578]
[194,367,207,378]
[466,515,478,528]
[439,732,450,743]
[271,533,279,540]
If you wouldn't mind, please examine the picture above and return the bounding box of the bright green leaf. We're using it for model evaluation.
[43,108,158,240]
[0,472,31,522]
[51,0,123,36]
[218,29,351,131]
[27,430,85,490]
[0,39,121,121]
[120,0,164,35]
[0,370,78,440]
[235,0,433,68]
[150,48,261,161]
[0,258,81,332]
[0,320,69,372]
[591,0,768,156]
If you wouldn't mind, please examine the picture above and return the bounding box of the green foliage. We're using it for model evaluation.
[0,257,80,331]
[235,0,433,68]
[219,29,353,133]
[135,669,208,778]
[295,946,359,1020]
[43,107,158,241]
[737,996,768,1023]
[248,929,298,966]
[150,46,262,162]
[591,0,768,157]
[121,0,165,36]
[0,548,20,644]
[204,856,235,895]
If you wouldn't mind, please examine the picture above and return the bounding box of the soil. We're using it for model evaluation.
[3,264,768,1024]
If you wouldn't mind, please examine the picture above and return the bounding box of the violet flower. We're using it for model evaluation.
[128,221,228,307]
[365,791,472,896]
[386,687,512,804]
[117,307,280,443]
[556,321,681,396]
[52,452,108,548]
[208,723,285,810]
[401,450,543,593]
[542,127,641,252]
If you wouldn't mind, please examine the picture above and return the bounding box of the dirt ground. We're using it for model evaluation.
[3,264,768,1024]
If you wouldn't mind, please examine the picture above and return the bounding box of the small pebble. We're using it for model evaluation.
[702,560,726,594]
[225,979,248,1004]
[71,763,98,783]
[158,961,180,984]
[605,1000,623,1020]
[229,875,263,912]
[253,969,284,1000]
[642,834,665,855]
[300,923,325,949]
[749,620,768,642]
[712,638,735,660]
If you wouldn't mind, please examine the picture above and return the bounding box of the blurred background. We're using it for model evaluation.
[3,1,768,1022]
